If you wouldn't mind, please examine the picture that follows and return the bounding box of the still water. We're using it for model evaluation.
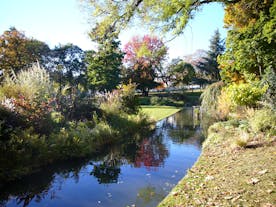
[0,108,204,207]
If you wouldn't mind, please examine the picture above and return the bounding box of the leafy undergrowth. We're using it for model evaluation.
[141,105,181,121]
[158,120,276,207]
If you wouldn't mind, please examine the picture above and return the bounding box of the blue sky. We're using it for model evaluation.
[0,0,227,59]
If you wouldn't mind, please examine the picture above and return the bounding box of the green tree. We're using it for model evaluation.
[82,0,275,101]
[82,0,243,40]
[0,27,50,78]
[86,37,124,92]
[219,0,275,83]
[46,43,87,88]
[196,29,225,82]
[168,59,195,87]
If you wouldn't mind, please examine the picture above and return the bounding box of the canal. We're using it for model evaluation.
[0,108,204,207]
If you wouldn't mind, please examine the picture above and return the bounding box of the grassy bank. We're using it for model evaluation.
[158,120,276,207]
[141,105,181,121]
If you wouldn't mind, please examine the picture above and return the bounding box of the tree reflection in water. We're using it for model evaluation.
[134,135,168,170]
[0,158,87,207]
[159,108,205,146]
[0,128,167,205]
[90,150,123,184]
[91,163,121,184]
[135,185,166,206]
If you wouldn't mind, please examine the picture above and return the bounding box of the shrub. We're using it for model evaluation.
[0,64,55,133]
[99,83,140,115]
[217,88,233,120]
[99,90,122,113]
[200,81,224,118]
[261,67,276,109]
[121,83,140,114]
[50,111,65,124]
[234,130,249,148]
[0,106,26,140]
[139,96,151,105]
[249,108,276,135]
[235,137,248,148]
[0,63,52,101]
[150,96,161,105]
[226,82,267,107]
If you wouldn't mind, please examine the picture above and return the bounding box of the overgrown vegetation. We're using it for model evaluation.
[0,64,151,184]
[0,25,201,186]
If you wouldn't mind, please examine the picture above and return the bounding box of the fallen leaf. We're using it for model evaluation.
[205,175,214,181]
[231,195,241,202]
[258,169,268,175]
[248,178,260,185]
[266,189,273,194]
[261,203,274,207]
[224,196,233,200]
[171,191,179,196]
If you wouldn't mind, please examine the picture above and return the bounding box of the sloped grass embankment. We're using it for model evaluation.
[159,120,276,206]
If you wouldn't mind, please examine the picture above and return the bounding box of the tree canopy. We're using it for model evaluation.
[219,0,275,83]
[46,43,87,87]
[86,38,124,92]
[168,59,195,87]
[0,27,50,78]
[82,0,243,39]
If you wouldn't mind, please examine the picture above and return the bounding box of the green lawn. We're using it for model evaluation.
[141,105,181,121]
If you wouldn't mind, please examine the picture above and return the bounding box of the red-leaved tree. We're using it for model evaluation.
[123,35,167,96]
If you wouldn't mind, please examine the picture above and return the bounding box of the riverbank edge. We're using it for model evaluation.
[0,104,182,186]
[158,120,276,206]
[0,112,153,186]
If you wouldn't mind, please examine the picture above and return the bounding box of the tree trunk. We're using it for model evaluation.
[142,89,149,96]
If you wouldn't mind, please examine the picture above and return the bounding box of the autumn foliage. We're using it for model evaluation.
[123,35,167,96]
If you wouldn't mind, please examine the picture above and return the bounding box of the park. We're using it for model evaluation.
[0,0,275,206]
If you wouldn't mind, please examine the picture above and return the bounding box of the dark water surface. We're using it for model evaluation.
[0,108,204,207]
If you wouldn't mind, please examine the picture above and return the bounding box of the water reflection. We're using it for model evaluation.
[0,108,204,207]
[91,163,121,184]
[160,108,204,146]
[134,136,169,170]
[135,185,166,206]
[0,159,89,207]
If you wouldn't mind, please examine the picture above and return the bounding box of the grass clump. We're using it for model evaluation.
[249,108,276,135]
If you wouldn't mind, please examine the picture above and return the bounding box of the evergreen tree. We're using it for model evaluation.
[86,37,124,92]
[197,29,225,82]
